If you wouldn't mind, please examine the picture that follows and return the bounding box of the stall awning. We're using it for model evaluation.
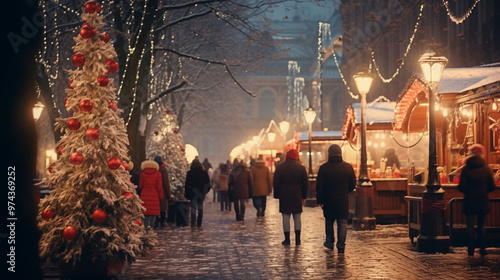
[393,78,429,132]
[394,66,500,132]
[342,99,396,139]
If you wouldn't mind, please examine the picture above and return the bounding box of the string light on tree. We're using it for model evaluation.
[38,1,156,270]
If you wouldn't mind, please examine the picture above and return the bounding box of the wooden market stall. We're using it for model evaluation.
[397,67,500,246]
[342,98,409,222]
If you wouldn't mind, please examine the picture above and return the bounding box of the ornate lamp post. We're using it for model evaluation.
[33,101,44,120]
[417,50,449,253]
[352,71,376,231]
[267,132,276,172]
[303,107,316,176]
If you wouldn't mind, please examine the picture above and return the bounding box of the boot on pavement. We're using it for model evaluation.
[282,232,290,245]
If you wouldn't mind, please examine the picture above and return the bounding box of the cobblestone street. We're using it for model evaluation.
[123,191,500,280]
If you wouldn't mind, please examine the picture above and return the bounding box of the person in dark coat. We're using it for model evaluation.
[458,144,496,256]
[139,160,164,228]
[382,148,400,170]
[154,156,172,228]
[228,160,254,221]
[185,159,211,227]
[273,149,309,245]
[316,144,356,253]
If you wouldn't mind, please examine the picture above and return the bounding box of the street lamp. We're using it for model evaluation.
[279,120,290,138]
[417,50,449,253]
[352,70,376,231]
[303,107,316,176]
[267,132,276,172]
[33,101,44,120]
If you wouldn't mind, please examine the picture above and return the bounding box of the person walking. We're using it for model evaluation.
[139,160,164,228]
[214,164,231,211]
[251,157,273,217]
[154,156,171,228]
[458,144,496,256]
[273,149,308,245]
[184,159,211,227]
[228,160,253,221]
[316,144,356,253]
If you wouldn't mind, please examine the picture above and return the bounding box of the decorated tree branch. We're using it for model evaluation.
[38,0,157,272]
[147,107,189,200]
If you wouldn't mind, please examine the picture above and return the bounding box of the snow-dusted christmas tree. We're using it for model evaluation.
[147,107,189,200]
[38,0,156,272]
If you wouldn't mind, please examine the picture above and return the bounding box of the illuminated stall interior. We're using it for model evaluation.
[342,98,400,177]
[395,66,500,182]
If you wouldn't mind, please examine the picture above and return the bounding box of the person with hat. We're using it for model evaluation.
[316,144,356,253]
[273,149,309,245]
[458,144,496,256]
[251,155,273,217]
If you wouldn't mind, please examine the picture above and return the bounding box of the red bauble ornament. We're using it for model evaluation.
[173,129,179,134]
[48,161,55,173]
[180,147,186,152]
[42,209,55,221]
[100,32,110,43]
[70,152,84,165]
[135,219,142,226]
[122,192,133,199]
[68,80,74,89]
[80,27,93,39]
[166,110,172,115]
[96,5,102,13]
[107,158,121,169]
[64,97,69,106]
[105,59,118,73]
[57,146,64,156]
[108,102,118,111]
[67,118,81,130]
[86,128,100,140]
[79,99,93,112]
[63,226,77,240]
[122,161,129,171]
[97,75,109,86]
[92,209,107,224]
[72,53,85,67]
[84,1,97,13]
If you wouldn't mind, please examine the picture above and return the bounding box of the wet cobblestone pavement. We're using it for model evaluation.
[121,192,500,280]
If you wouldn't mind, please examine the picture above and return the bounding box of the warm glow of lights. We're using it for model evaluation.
[185,144,199,163]
[353,72,374,95]
[33,102,45,120]
[304,107,316,124]
[267,132,277,143]
[279,120,290,135]
[418,50,448,84]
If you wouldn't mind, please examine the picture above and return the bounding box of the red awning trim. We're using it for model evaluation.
[394,78,429,131]
[341,105,355,138]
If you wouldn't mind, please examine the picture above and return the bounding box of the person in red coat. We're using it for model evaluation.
[273,149,308,245]
[139,160,164,228]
